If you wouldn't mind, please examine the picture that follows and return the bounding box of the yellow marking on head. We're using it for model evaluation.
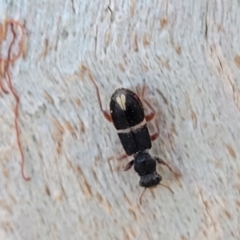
[116,94,126,110]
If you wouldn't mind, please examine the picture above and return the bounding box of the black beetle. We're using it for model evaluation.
[90,75,176,203]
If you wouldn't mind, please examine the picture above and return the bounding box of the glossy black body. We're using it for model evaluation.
[110,88,161,188]
[110,88,151,155]
[134,152,162,188]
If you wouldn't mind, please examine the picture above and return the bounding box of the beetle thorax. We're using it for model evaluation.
[134,151,156,177]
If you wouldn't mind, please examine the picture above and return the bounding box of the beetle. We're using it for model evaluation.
[90,75,176,203]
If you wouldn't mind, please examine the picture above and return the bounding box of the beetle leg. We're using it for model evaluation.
[108,155,133,172]
[155,157,174,172]
[117,153,128,161]
[141,83,161,141]
[117,154,134,171]
[149,118,159,141]
[123,160,134,171]
[141,82,155,122]
[150,132,159,141]
[118,154,134,171]
[89,74,112,122]
[154,157,178,176]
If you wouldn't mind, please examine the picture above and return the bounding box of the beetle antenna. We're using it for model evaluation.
[139,188,147,204]
[159,183,174,194]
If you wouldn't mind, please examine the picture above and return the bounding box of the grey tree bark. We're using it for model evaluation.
[0,0,240,240]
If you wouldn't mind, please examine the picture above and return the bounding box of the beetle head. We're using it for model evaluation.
[139,172,162,188]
